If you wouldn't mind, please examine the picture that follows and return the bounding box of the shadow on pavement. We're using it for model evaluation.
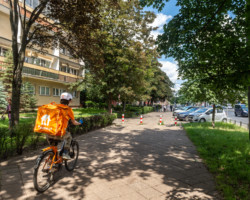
[0,121,220,200]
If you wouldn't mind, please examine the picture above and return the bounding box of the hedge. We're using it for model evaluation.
[0,113,117,160]
[115,106,154,118]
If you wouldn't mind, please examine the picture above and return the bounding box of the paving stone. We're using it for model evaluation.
[138,187,163,199]
[1,173,23,186]
[128,180,151,191]
[0,112,221,199]
[153,184,176,194]
[0,184,25,199]
[109,192,146,200]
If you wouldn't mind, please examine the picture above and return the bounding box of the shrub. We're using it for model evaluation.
[0,113,117,160]
[85,100,97,108]
[12,123,33,155]
[114,106,153,118]
[142,106,154,114]
[0,127,11,159]
[71,113,117,135]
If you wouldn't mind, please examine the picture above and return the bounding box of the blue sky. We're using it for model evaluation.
[144,0,183,92]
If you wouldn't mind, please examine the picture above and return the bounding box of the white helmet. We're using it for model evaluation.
[60,92,73,100]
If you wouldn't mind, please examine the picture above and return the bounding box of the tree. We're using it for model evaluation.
[20,82,37,111]
[0,50,13,94]
[0,83,7,113]
[149,64,173,104]
[85,0,157,113]
[141,0,250,128]
[8,0,103,126]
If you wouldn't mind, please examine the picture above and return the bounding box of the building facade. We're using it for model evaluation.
[0,0,83,107]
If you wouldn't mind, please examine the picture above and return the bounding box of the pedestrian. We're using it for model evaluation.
[6,98,11,128]
[164,105,166,112]
[170,105,173,112]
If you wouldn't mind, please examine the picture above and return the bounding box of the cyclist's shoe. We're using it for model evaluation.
[62,150,71,160]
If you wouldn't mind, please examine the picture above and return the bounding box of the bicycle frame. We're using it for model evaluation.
[42,140,65,170]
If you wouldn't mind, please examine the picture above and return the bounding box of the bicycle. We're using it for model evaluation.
[33,138,79,192]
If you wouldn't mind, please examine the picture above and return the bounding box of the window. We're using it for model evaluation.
[40,86,50,96]
[59,63,79,75]
[72,91,78,98]
[25,0,39,8]
[217,109,223,113]
[60,48,66,54]
[25,56,51,68]
[53,88,64,96]
[0,47,8,57]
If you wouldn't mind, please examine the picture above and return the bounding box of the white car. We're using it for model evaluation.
[197,108,227,122]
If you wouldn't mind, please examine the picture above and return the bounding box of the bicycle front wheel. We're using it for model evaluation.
[33,150,55,192]
[65,140,79,171]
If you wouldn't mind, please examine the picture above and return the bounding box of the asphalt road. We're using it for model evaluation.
[225,109,249,126]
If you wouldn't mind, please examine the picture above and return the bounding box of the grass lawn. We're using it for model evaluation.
[183,122,250,200]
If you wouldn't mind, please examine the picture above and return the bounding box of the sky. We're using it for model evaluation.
[144,0,183,93]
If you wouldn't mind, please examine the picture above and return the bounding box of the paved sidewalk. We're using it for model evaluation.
[0,112,221,200]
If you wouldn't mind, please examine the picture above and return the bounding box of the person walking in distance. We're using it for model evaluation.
[170,104,173,112]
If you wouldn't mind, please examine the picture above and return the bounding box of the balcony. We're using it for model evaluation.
[0,62,81,83]
[22,66,80,83]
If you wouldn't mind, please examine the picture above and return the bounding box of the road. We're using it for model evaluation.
[225,109,249,128]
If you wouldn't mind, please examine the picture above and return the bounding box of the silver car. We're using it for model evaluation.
[188,108,209,122]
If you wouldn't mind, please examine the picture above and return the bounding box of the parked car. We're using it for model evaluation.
[197,108,227,122]
[234,104,248,117]
[177,107,200,121]
[173,106,195,116]
[188,108,210,122]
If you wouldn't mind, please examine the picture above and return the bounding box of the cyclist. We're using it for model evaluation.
[46,92,82,160]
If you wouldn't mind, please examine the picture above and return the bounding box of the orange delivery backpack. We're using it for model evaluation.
[34,102,70,137]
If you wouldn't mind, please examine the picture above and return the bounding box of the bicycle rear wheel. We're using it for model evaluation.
[33,150,55,192]
[65,140,79,171]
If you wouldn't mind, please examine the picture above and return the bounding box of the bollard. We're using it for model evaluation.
[240,121,242,127]
[140,115,143,125]
[122,114,124,124]
[159,115,162,125]
[229,119,231,123]
[234,120,236,125]
[175,117,177,126]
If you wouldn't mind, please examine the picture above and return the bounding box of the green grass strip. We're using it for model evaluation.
[183,122,250,200]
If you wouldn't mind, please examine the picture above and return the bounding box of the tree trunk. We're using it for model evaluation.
[122,101,126,113]
[107,93,113,114]
[11,59,24,127]
[212,104,216,128]
[248,86,250,140]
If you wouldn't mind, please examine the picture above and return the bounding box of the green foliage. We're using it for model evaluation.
[0,83,7,112]
[114,105,153,118]
[149,66,174,102]
[20,82,38,111]
[0,111,116,160]
[0,50,13,94]
[12,123,33,155]
[87,0,162,111]
[183,122,250,200]
[85,100,97,108]
[156,0,249,93]
[0,127,11,159]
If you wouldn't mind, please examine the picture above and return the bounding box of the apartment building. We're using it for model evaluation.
[0,0,83,107]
